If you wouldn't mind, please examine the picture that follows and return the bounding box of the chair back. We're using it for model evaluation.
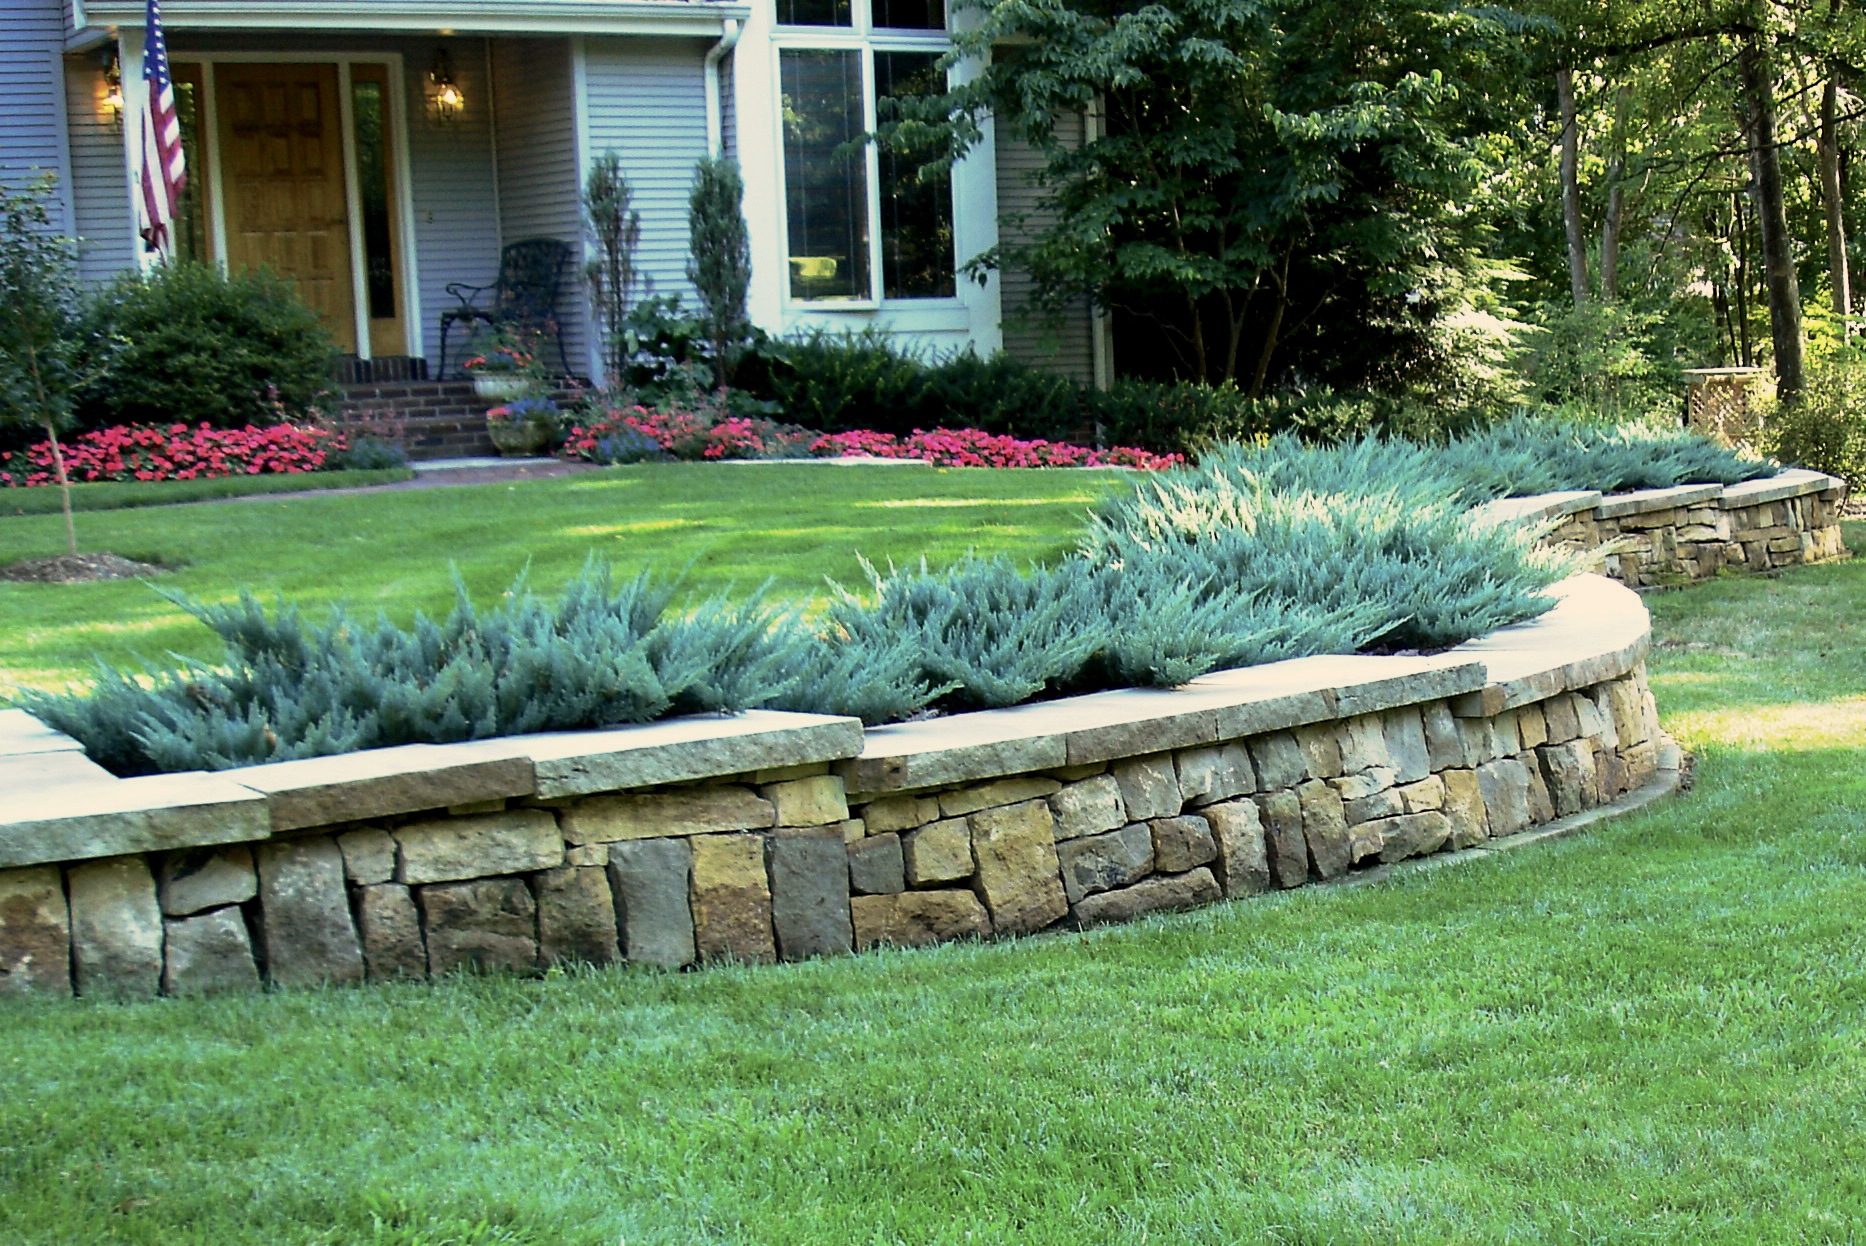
[491,239,571,328]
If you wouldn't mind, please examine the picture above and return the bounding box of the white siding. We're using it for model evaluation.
[582,36,708,306]
[994,116,1096,383]
[63,54,137,283]
[1,0,74,230]
[491,36,587,376]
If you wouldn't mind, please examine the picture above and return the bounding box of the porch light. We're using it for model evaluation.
[100,48,124,127]
[428,48,464,121]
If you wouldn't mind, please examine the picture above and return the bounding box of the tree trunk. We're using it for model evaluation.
[1740,34,1807,403]
[1599,84,1632,302]
[1557,68,1591,305]
[1248,258,1291,400]
[1822,76,1852,328]
[1735,193,1754,366]
[42,422,76,558]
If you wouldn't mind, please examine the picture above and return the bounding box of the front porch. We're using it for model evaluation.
[70,10,733,386]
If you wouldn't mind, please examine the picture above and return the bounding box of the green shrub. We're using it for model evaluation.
[323,436,408,472]
[1086,383,1492,458]
[1764,359,1866,488]
[77,261,337,430]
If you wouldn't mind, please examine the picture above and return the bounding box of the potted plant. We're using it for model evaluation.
[463,326,545,400]
[485,395,560,457]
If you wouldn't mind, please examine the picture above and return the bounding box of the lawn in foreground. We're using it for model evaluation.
[0,463,1118,693]
[0,534,1861,1244]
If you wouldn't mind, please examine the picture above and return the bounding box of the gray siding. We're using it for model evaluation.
[995,116,1096,384]
[491,36,587,376]
[1,0,74,230]
[582,37,708,306]
[718,50,734,160]
[64,53,137,283]
[404,37,502,372]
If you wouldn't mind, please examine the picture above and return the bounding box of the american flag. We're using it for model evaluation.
[135,0,186,255]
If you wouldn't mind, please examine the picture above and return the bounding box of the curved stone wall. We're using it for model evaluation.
[1481,468,1848,587]
[0,573,1678,999]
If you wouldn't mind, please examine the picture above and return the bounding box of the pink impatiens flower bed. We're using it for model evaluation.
[0,423,345,487]
[563,407,1181,470]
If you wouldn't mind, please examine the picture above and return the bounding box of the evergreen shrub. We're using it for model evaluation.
[77,262,336,431]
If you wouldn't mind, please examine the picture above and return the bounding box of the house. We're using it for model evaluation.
[1,0,1108,423]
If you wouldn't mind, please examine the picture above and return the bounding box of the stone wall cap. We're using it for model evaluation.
[0,709,88,758]
[516,710,865,799]
[1447,574,1649,715]
[1471,490,1602,526]
[1718,468,1846,508]
[843,651,1492,796]
[228,743,539,833]
[1594,482,1723,518]
[0,771,270,870]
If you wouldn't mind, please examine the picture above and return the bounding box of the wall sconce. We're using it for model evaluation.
[99,48,124,128]
[428,48,464,121]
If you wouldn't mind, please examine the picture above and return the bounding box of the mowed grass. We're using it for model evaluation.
[0,534,1862,1243]
[0,463,1119,693]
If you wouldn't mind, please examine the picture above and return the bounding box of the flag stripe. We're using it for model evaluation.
[136,0,186,255]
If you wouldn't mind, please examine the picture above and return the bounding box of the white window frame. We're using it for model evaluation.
[769,0,961,313]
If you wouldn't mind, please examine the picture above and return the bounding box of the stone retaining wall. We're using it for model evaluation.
[0,574,1682,999]
[1480,469,1849,588]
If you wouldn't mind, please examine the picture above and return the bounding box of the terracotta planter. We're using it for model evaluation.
[471,374,534,401]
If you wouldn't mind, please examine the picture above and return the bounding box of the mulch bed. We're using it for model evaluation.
[0,553,169,584]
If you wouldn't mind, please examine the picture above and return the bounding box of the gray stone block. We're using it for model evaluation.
[607,839,696,969]
[1296,780,1351,880]
[0,865,70,997]
[1047,775,1126,840]
[1057,824,1154,905]
[1247,731,1308,791]
[336,828,397,886]
[395,809,564,884]
[1338,714,1392,774]
[1112,754,1182,821]
[767,830,854,961]
[162,907,259,996]
[356,883,427,981]
[255,837,365,989]
[1421,701,1467,771]
[1150,815,1216,873]
[1381,707,1431,783]
[69,856,162,999]
[1538,740,1598,817]
[421,878,539,976]
[848,832,906,895]
[1476,758,1533,838]
[1175,744,1254,807]
[1072,868,1221,929]
[1254,789,1309,887]
[157,845,257,917]
[535,866,621,968]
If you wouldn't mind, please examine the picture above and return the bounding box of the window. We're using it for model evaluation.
[350,68,397,320]
[776,0,955,304]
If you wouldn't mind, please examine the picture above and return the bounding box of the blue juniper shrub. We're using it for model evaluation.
[28,420,1774,775]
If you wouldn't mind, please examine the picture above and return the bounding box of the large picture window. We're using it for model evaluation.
[776,0,955,304]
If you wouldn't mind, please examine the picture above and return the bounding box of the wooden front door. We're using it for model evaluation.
[216,64,357,352]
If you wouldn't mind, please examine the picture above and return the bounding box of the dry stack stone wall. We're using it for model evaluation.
[0,573,1680,999]
[1522,471,1848,588]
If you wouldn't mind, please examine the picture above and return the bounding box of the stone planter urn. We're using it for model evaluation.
[486,413,555,457]
[471,373,534,401]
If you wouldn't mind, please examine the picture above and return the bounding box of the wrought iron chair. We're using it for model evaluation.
[437,238,573,379]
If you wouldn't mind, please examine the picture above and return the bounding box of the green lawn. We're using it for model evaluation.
[0,532,1861,1243]
[0,464,1119,693]
[0,468,416,517]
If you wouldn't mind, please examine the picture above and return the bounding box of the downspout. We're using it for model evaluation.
[703,18,742,158]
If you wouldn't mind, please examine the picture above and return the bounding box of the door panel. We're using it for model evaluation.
[216,64,357,353]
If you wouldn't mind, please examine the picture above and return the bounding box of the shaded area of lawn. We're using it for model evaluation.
[0,561,1861,1240]
[0,464,1118,693]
